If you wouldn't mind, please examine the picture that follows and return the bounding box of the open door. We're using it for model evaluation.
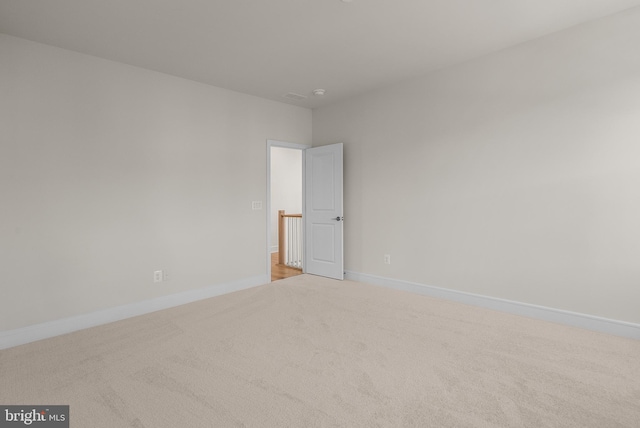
[304,143,344,280]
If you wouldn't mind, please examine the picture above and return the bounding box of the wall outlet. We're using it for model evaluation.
[384,254,391,265]
[252,201,263,210]
[153,270,164,283]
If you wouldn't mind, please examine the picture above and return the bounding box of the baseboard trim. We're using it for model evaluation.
[0,274,270,350]
[345,271,640,340]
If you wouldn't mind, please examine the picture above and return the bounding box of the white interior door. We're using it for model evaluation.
[304,143,343,280]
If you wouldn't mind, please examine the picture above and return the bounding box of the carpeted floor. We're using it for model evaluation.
[1,274,639,427]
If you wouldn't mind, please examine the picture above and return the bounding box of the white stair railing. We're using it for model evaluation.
[278,210,303,269]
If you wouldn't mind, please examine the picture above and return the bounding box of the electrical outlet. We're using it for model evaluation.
[252,201,262,210]
[153,270,163,283]
[384,254,391,265]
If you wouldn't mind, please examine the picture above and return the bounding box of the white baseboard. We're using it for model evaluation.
[0,274,270,350]
[270,246,279,254]
[345,271,640,340]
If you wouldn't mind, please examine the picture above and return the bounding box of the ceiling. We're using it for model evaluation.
[2,0,640,109]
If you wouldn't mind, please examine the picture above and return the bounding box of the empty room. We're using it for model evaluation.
[1,1,639,427]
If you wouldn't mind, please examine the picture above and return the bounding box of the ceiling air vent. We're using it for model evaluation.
[283,92,308,101]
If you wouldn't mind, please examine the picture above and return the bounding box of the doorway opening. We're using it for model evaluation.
[267,141,309,281]
[267,140,344,281]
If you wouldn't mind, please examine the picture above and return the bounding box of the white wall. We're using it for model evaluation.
[270,147,302,252]
[0,34,311,331]
[313,7,640,324]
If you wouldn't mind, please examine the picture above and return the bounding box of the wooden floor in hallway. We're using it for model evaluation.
[271,252,303,282]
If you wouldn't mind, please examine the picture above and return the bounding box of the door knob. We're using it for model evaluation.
[334,216,344,221]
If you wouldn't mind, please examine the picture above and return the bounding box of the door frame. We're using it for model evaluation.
[266,140,311,280]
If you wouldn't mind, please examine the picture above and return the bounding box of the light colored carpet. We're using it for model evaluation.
[1,274,639,427]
